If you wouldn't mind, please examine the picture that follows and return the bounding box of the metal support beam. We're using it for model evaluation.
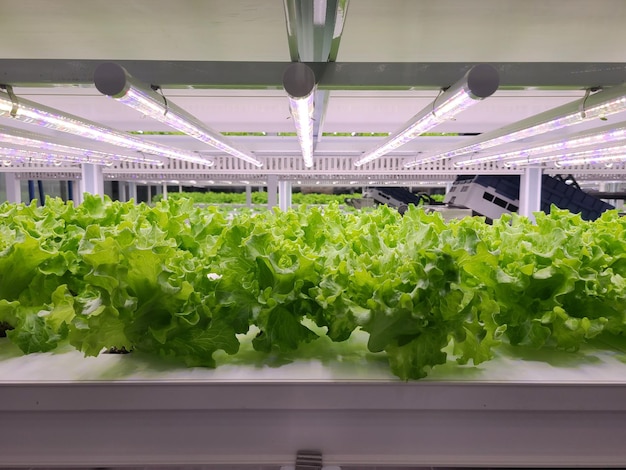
[81,163,104,197]
[278,180,293,211]
[519,166,542,222]
[4,172,20,203]
[2,60,625,89]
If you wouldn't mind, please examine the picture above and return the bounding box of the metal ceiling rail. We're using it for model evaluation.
[2,60,626,89]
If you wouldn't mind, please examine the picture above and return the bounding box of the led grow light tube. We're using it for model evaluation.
[0,145,123,166]
[556,153,626,166]
[0,88,213,167]
[405,83,626,167]
[0,124,163,166]
[94,62,262,167]
[454,121,626,167]
[282,62,316,168]
[356,64,499,167]
[505,143,626,167]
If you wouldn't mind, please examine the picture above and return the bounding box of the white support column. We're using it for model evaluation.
[162,183,168,201]
[278,180,292,211]
[128,182,138,203]
[245,185,252,207]
[81,164,104,198]
[267,174,278,210]
[72,180,82,205]
[5,173,21,203]
[602,182,619,208]
[119,181,127,202]
[519,166,542,222]
[613,183,622,209]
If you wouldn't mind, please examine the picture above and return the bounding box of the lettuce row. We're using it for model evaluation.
[0,196,625,380]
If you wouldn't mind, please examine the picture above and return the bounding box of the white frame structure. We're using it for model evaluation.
[2,347,626,467]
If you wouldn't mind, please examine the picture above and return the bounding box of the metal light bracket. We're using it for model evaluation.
[0,84,19,117]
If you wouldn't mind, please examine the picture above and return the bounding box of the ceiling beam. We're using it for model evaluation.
[2,60,625,90]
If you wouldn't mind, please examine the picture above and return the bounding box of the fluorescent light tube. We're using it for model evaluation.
[0,124,163,166]
[313,0,327,25]
[94,63,263,167]
[282,62,316,168]
[454,121,626,167]
[0,89,213,167]
[405,83,626,167]
[357,64,499,167]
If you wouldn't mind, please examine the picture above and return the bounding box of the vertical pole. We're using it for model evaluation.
[37,180,45,205]
[28,180,36,203]
[128,182,138,203]
[245,185,252,207]
[118,181,127,202]
[278,180,292,211]
[81,163,104,197]
[5,173,21,203]
[519,166,542,222]
[73,180,83,205]
[162,183,168,201]
[267,174,278,210]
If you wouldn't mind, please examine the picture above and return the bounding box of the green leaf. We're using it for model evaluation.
[253,306,319,352]
[69,304,130,356]
[137,319,240,368]
[7,309,63,354]
[385,331,448,380]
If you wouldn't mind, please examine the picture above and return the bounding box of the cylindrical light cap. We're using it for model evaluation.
[282,63,316,99]
[94,62,131,98]
[465,64,500,98]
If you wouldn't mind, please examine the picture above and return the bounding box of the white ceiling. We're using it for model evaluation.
[1,0,626,183]
[3,0,626,62]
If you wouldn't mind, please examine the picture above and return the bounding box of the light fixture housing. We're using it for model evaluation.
[0,88,213,167]
[0,124,163,166]
[356,64,499,167]
[405,83,626,167]
[282,62,316,168]
[94,62,263,167]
